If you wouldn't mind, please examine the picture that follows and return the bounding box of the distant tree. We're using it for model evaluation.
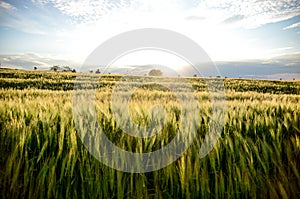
[51,65,59,71]
[34,66,37,70]
[95,69,101,74]
[193,74,197,77]
[149,69,163,76]
[72,69,76,73]
[293,78,295,80]
[280,78,282,80]
[89,70,93,74]
[216,75,221,78]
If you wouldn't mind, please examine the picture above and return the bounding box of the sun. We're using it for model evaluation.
[111,49,190,71]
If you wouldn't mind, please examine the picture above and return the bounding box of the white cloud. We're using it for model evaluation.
[0,1,49,35]
[0,17,48,35]
[1,0,297,63]
[283,22,300,30]
[31,0,300,29]
[0,1,16,11]
[262,52,300,66]
[266,47,294,57]
[32,0,127,24]
[0,53,80,69]
[193,0,300,28]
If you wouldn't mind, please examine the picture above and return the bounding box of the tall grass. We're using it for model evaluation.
[0,69,300,198]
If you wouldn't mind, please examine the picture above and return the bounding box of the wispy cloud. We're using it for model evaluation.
[1,0,299,65]
[197,0,300,28]
[32,0,127,25]
[221,15,244,24]
[283,22,300,30]
[0,1,16,11]
[185,15,206,21]
[0,53,80,69]
[0,1,49,35]
[0,17,48,35]
[30,0,300,29]
[268,52,300,67]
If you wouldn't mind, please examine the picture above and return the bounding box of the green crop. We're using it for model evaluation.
[0,68,299,198]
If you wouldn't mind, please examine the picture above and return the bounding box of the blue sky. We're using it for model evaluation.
[0,0,300,79]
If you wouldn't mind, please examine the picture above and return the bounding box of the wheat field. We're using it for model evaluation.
[0,68,299,198]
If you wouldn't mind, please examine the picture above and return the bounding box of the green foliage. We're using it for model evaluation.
[0,68,299,198]
[51,65,59,71]
[149,69,163,76]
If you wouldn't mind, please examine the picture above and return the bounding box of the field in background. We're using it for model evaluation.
[0,68,300,198]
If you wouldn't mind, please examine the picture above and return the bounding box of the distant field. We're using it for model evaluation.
[0,68,299,94]
[0,68,299,198]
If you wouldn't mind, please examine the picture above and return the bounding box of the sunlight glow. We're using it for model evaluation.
[111,49,189,70]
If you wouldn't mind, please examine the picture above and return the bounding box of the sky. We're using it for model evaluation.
[0,0,300,79]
